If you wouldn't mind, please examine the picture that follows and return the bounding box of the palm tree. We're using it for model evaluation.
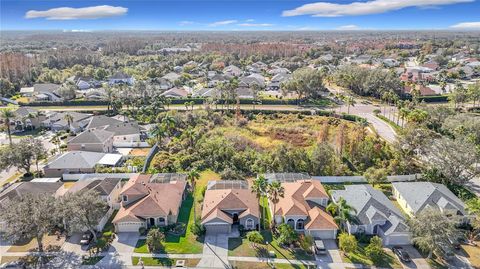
[1,108,15,146]
[149,124,166,145]
[326,197,357,232]
[187,169,200,218]
[251,176,268,230]
[64,113,73,131]
[344,95,356,114]
[161,114,176,135]
[267,181,284,229]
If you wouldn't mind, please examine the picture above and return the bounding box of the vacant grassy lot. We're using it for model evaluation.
[228,231,314,261]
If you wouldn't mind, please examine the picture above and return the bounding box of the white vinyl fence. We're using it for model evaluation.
[62,173,137,181]
[312,174,421,184]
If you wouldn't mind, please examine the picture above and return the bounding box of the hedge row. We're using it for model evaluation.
[401,95,450,103]
[20,98,301,107]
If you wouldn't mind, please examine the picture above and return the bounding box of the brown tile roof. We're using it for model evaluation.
[113,174,186,223]
[275,180,328,216]
[276,180,336,231]
[201,186,259,224]
[305,207,338,230]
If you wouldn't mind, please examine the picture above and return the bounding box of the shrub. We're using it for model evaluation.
[246,231,264,248]
[298,234,314,253]
[277,223,298,246]
[146,227,165,252]
[338,233,357,255]
[191,218,206,237]
[365,236,384,263]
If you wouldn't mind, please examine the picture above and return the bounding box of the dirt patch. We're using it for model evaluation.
[267,127,314,147]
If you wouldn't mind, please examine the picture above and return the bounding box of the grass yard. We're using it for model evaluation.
[129,148,151,157]
[135,194,204,254]
[131,257,200,267]
[81,256,104,265]
[341,245,402,269]
[102,209,118,233]
[230,261,309,269]
[7,234,64,253]
[228,231,314,261]
[259,196,271,229]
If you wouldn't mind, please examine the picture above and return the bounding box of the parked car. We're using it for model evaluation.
[392,246,411,263]
[80,231,94,245]
[0,261,26,269]
[313,239,327,255]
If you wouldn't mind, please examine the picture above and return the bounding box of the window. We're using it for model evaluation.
[158,217,166,225]
[122,195,128,202]
[246,219,254,230]
[296,219,304,230]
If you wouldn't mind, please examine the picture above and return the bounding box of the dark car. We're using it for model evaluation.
[392,246,411,263]
[80,231,94,245]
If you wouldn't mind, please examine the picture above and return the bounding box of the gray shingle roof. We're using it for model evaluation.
[331,185,408,234]
[86,115,123,129]
[67,177,121,196]
[68,129,114,144]
[0,182,63,206]
[46,151,105,169]
[392,182,466,215]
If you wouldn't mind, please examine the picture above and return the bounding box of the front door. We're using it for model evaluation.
[149,218,155,227]
[233,213,239,224]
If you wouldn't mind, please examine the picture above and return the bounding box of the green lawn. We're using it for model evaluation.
[259,196,271,229]
[228,231,314,261]
[341,244,402,269]
[134,194,204,254]
[131,257,200,267]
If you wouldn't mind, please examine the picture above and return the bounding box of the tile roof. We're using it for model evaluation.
[275,180,329,216]
[113,174,186,223]
[201,180,259,225]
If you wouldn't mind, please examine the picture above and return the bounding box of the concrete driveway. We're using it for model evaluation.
[61,233,89,254]
[197,233,230,268]
[97,232,139,267]
[400,245,431,269]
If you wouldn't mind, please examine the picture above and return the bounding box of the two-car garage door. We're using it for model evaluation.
[306,229,337,240]
[205,223,231,234]
[115,222,144,233]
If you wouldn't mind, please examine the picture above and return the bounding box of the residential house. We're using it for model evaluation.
[0,182,64,232]
[240,73,265,88]
[42,111,92,133]
[331,185,411,245]
[235,87,255,99]
[162,72,181,84]
[109,72,135,85]
[43,151,123,177]
[67,129,115,153]
[271,179,338,239]
[402,85,437,96]
[201,180,260,234]
[268,67,290,75]
[69,76,101,90]
[32,83,62,101]
[11,107,44,132]
[223,65,243,77]
[112,173,187,232]
[160,87,189,98]
[392,182,467,220]
[65,177,122,207]
[85,115,145,147]
[84,88,107,100]
[267,73,292,91]
[193,88,221,99]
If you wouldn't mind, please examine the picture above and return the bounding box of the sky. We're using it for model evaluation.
[1,0,480,31]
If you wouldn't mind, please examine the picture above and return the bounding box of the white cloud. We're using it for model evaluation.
[25,5,127,20]
[179,21,195,26]
[245,19,255,22]
[238,23,274,27]
[282,0,473,17]
[337,24,361,30]
[209,20,238,27]
[450,22,480,29]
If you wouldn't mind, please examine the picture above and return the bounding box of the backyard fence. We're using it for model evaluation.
[62,173,137,181]
[311,174,421,184]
